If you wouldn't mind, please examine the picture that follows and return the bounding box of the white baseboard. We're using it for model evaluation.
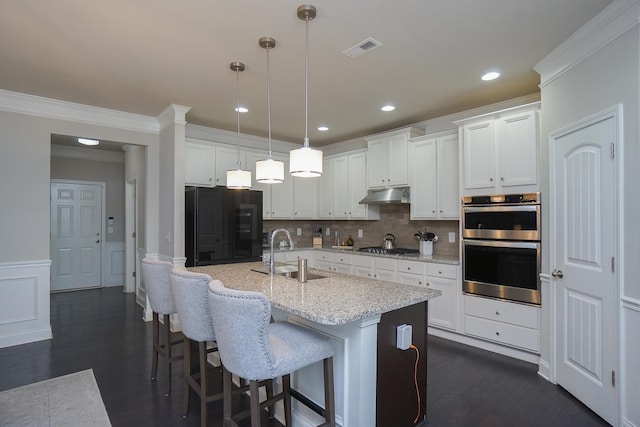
[0,260,53,348]
[428,326,540,365]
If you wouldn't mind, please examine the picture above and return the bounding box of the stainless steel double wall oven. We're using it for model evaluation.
[461,193,541,305]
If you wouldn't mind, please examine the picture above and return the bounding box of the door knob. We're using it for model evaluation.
[551,269,564,278]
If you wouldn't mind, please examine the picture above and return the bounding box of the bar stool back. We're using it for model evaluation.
[207,279,336,427]
[140,258,182,396]
[169,269,221,427]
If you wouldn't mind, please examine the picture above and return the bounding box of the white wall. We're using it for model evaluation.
[0,91,161,348]
[535,1,640,425]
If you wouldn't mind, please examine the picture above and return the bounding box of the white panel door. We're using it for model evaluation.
[51,182,103,291]
[551,113,617,425]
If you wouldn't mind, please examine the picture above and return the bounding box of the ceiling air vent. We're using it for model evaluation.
[342,37,382,59]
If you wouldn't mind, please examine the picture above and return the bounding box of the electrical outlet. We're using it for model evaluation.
[296,227,302,236]
[449,232,456,243]
[396,324,412,350]
[326,227,331,236]
[358,229,363,238]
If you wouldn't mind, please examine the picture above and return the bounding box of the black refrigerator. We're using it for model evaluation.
[185,186,263,267]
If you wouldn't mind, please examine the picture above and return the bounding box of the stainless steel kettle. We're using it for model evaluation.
[382,233,396,250]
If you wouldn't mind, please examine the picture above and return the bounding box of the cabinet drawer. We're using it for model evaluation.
[398,260,426,275]
[374,257,397,271]
[426,263,457,279]
[316,252,333,262]
[334,253,353,265]
[464,315,538,352]
[397,272,426,288]
[353,255,373,268]
[464,295,538,329]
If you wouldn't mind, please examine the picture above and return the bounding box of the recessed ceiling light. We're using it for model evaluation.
[78,138,99,146]
[381,105,395,112]
[235,107,248,113]
[481,71,500,81]
[317,126,329,132]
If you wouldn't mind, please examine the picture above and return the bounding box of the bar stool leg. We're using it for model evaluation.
[282,374,292,427]
[199,342,208,427]
[249,380,261,427]
[151,312,159,380]
[324,357,336,427]
[162,314,172,396]
[222,367,233,425]
[181,338,191,418]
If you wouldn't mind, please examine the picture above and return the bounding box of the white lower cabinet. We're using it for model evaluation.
[397,260,426,287]
[353,255,397,281]
[463,294,539,352]
[314,252,353,274]
[425,264,459,331]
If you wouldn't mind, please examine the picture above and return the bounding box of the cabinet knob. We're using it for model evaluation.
[407,267,411,271]
[490,177,494,182]
[439,210,443,213]
[500,177,504,181]
[495,311,500,316]
[419,281,422,285]
[496,332,500,336]
[432,210,436,213]
[426,282,430,286]
[209,177,212,181]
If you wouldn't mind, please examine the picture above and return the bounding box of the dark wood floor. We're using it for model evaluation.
[0,287,609,427]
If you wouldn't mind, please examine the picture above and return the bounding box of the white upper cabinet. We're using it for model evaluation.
[320,152,379,220]
[410,131,459,219]
[246,151,293,219]
[293,175,318,219]
[365,128,424,189]
[185,141,245,187]
[185,142,215,186]
[456,103,540,196]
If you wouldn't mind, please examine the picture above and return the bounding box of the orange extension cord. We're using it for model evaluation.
[409,344,421,424]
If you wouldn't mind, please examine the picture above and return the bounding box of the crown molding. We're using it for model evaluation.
[185,123,298,153]
[0,89,160,134]
[534,0,640,88]
[51,144,125,164]
[157,104,191,128]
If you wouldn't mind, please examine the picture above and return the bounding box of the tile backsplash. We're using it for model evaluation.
[266,204,460,257]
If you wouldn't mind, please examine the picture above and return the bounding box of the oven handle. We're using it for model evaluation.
[462,205,539,213]
[462,239,539,250]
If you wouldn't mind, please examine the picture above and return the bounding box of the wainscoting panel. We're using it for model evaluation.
[0,260,52,348]
[103,242,125,287]
[622,297,640,427]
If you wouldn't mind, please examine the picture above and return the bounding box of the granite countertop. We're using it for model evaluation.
[190,261,441,326]
[273,246,460,265]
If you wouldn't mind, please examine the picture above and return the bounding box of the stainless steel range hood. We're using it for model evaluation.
[358,187,410,205]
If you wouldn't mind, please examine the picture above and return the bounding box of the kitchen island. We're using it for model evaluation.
[190,261,441,427]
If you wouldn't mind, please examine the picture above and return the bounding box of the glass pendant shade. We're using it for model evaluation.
[290,146,322,177]
[226,169,252,189]
[256,158,285,183]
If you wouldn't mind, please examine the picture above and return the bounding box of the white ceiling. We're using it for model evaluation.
[1,1,611,147]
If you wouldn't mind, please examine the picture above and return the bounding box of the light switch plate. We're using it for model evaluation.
[358,229,363,238]
[326,227,331,236]
[449,232,456,243]
[296,227,302,236]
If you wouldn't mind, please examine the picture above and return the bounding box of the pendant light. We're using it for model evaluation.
[290,4,322,177]
[226,61,252,189]
[256,37,285,184]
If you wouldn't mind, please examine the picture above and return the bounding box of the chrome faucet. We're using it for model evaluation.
[269,228,294,273]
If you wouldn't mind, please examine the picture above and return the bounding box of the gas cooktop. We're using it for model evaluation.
[358,247,420,255]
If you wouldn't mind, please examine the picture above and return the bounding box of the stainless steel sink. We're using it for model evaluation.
[251,265,326,281]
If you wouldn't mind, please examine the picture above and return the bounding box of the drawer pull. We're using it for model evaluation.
[495,332,500,336]
[495,311,500,316]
